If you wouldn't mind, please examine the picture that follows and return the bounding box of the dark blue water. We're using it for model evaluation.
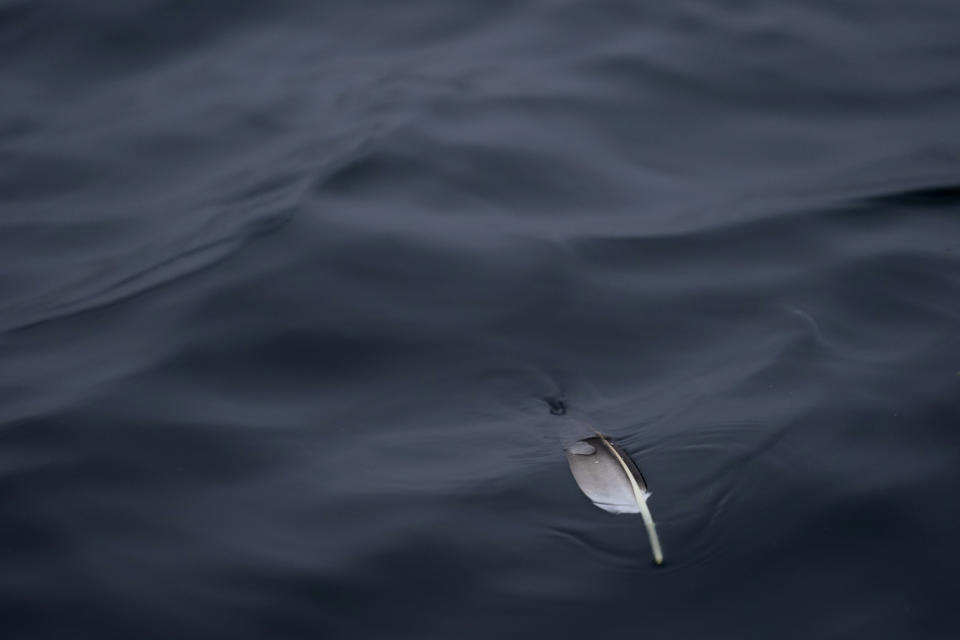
[2,2,960,638]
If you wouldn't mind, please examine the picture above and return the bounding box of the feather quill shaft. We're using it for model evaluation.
[595,434,664,565]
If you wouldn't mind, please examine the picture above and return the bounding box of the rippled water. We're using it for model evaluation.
[2,2,959,638]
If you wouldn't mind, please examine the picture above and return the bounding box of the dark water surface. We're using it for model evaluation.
[3,1,960,638]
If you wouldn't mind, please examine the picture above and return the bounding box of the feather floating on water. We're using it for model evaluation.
[565,434,664,565]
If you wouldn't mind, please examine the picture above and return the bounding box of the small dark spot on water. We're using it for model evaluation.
[544,396,566,415]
